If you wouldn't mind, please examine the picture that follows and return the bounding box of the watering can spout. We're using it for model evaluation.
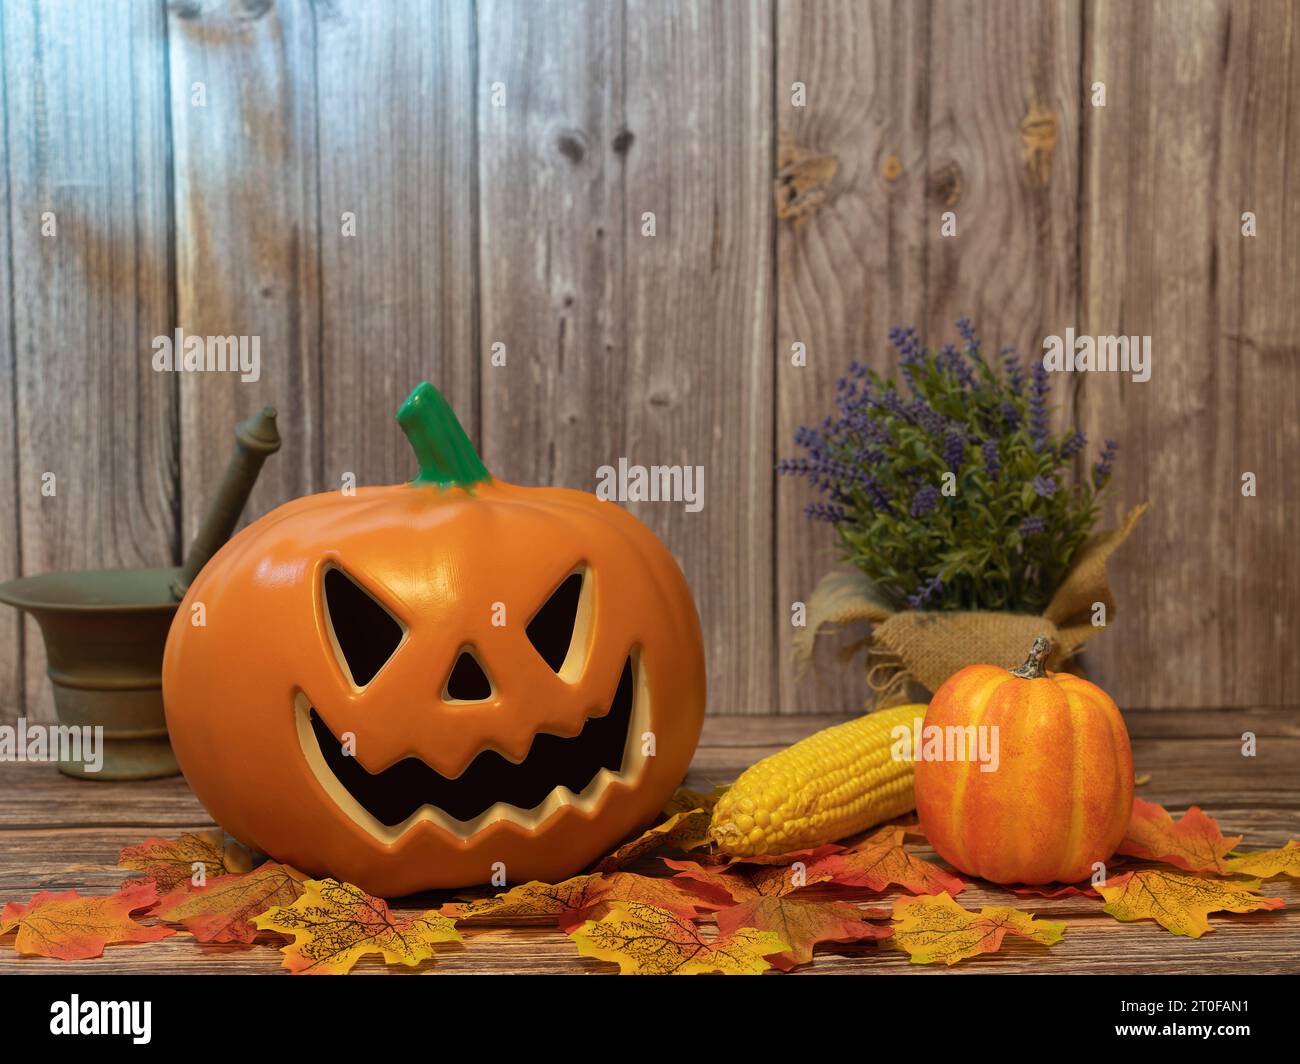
[171,406,282,600]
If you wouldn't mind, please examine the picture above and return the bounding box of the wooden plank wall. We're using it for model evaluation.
[0,0,1295,721]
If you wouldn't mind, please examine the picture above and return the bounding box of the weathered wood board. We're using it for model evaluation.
[0,0,1295,713]
[2,0,176,722]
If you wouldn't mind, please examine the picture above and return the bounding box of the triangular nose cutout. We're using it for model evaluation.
[444,649,492,702]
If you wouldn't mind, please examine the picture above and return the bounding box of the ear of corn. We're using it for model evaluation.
[710,703,926,857]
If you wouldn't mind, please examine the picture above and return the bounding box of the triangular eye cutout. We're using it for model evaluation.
[323,566,404,688]
[444,650,492,702]
[526,570,585,674]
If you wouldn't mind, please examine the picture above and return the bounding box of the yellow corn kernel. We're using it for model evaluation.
[710,703,926,857]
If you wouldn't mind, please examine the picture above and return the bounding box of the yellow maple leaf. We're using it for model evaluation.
[569,901,788,974]
[252,878,461,974]
[595,807,712,872]
[661,785,727,818]
[443,871,715,931]
[891,891,1065,965]
[1224,841,1300,879]
[1097,869,1284,938]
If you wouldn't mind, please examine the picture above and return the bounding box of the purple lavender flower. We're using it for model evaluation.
[805,502,848,524]
[881,388,908,419]
[943,429,965,472]
[1000,400,1022,429]
[910,484,940,517]
[981,439,1000,480]
[957,318,979,349]
[1028,358,1050,451]
[907,573,945,610]
[1019,515,1046,537]
[889,325,922,361]
[792,425,826,460]
[1001,346,1025,393]
[941,342,976,389]
[906,398,947,438]
[1092,438,1119,488]
[861,474,894,513]
[1059,429,1086,459]
[1033,475,1057,498]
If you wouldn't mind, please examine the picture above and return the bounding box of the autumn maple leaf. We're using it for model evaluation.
[570,901,788,975]
[253,878,461,974]
[665,857,831,905]
[808,826,965,896]
[1008,881,1102,899]
[890,891,1065,965]
[0,881,174,960]
[443,871,722,933]
[664,859,886,970]
[1096,869,1284,938]
[595,807,713,872]
[726,843,845,867]
[662,785,727,818]
[154,862,308,944]
[716,896,891,971]
[1117,798,1241,873]
[1224,841,1300,879]
[118,830,253,892]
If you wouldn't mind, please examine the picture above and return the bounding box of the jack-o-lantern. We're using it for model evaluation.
[162,383,706,895]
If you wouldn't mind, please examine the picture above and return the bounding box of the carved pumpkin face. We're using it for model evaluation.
[163,383,706,896]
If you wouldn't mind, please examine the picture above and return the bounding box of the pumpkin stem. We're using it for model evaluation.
[1010,636,1053,679]
[396,382,490,489]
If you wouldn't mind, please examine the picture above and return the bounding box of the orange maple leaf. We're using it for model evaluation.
[154,862,308,943]
[807,826,965,896]
[1117,798,1241,873]
[726,843,845,867]
[252,878,460,974]
[716,896,891,971]
[891,891,1065,965]
[443,871,722,933]
[118,829,253,892]
[1097,869,1284,938]
[665,858,885,970]
[1008,881,1102,899]
[664,857,832,905]
[0,881,174,960]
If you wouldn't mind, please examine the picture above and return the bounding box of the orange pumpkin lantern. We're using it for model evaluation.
[162,383,706,896]
[914,638,1132,885]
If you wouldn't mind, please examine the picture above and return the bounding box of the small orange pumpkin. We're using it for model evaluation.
[163,383,706,896]
[914,638,1132,885]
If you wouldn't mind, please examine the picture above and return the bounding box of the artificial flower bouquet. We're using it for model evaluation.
[786,321,1145,703]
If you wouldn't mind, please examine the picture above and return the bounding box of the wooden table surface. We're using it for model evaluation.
[2,708,1297,975]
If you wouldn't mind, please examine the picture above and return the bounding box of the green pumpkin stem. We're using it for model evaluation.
[396,382,490,489]
[1010,636,1053,679]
